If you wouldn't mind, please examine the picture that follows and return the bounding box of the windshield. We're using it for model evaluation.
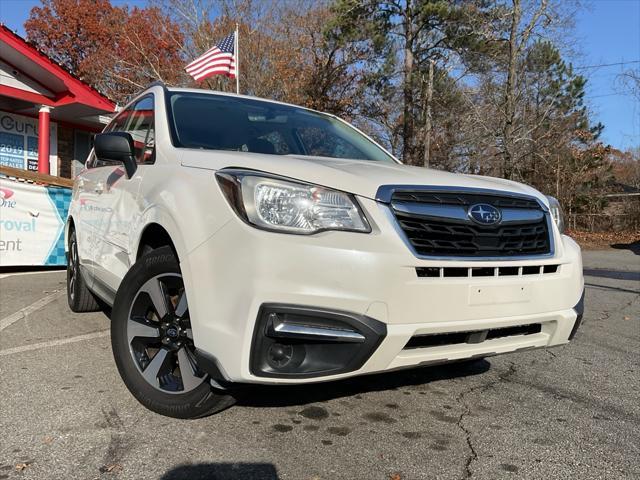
[167,92,395,163]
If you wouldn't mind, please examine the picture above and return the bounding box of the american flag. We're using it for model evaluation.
[185,32,236,82]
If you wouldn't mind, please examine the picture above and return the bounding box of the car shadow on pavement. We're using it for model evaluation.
[583,268,640,281]
[233,359,491,408]
[160,463,279,480]
[584,282,640,295]
[611,240,640,255]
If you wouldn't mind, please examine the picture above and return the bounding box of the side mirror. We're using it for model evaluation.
[94,132,137,178]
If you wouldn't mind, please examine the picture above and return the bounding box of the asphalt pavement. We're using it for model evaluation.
[0,248,638,480]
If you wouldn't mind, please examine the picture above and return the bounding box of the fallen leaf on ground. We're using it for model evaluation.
[623,316,631,320]
[567,230,639,250]
[15,462,30,471]
[42,436,54,444]
[390,474,402,480]
[99,464,122,474]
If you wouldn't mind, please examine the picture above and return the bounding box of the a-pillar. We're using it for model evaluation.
[38,105,52,174]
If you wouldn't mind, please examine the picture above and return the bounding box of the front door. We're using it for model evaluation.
[91,95,155,297]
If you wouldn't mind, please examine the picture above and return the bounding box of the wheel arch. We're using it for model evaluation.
[136,223,179,260]
[131,206,189,266]
[65,215,76,253]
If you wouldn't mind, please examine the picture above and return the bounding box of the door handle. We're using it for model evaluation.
[94,183,104,194]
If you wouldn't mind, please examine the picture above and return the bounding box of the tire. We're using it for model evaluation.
[67,229,101,312]
[110,246,235,418]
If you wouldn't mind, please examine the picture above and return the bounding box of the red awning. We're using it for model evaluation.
[0,25,116,130]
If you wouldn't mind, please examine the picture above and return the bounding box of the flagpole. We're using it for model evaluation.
[235,23,240,95]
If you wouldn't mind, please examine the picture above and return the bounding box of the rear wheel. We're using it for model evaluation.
[110,246,235,418]
[67,229,101,312]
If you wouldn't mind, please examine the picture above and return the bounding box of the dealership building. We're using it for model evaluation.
[0,25,116,178]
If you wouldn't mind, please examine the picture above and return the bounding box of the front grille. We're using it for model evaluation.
[389,190,552,258]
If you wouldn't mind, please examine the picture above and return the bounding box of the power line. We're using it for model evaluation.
[587,92,630,99]
[458,59,640,77]
[574,60,640,70]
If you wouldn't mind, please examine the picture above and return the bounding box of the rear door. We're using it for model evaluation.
[73,150,103,288]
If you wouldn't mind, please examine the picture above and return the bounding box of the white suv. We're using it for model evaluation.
[67,84,584,418]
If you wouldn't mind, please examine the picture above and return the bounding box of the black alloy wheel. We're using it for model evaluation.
[110,246,234,418]
[126,273,206,394]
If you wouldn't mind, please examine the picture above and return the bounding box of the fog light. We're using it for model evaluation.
[268,343,293,368]
[250,304,386,378]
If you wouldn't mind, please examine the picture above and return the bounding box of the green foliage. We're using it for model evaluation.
[326,1,621,229]
[328,0,506,163]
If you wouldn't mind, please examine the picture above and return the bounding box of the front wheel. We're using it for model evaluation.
[110,246,234,418]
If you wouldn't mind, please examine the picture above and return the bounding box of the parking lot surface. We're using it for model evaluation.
[0,248,638,480]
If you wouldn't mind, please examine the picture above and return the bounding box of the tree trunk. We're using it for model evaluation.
[556,154,561,198]
[402,1,415,164]
[423,60,434,168]
[503,0,521,179]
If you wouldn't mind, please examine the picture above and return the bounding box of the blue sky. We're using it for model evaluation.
[574,0,640,150]
[1,0,638,150]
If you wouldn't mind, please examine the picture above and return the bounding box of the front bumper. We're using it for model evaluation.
[182,197,584,385]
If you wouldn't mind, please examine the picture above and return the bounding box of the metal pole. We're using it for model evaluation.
[235,23,240,94]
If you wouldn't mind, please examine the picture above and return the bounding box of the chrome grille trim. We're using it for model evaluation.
[390,201,545,224]
[376,185,550,211]
[377,185,556,261]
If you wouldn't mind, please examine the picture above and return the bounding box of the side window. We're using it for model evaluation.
[129,96,155,164]
[92,107,135,168]
[102,95,155,165]
[107,112,129,133]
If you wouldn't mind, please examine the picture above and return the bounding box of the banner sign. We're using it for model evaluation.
[0,111,58,175]
[0,177,70,267]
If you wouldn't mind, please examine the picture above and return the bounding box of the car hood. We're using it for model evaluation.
[180,150,547,204]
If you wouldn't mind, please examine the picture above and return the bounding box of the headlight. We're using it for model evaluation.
[216,170,371,234]
[545,195,565,233]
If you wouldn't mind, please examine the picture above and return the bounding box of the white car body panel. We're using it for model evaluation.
[180,150,545,203]
[183,199,582,383]
[67,85,584,385]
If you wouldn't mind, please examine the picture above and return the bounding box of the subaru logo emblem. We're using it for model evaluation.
[468,204,502,225]
[166,326,178,338]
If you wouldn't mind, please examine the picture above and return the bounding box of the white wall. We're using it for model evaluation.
[0,60,55,97]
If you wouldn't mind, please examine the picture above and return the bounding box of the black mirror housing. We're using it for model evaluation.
[94,132,137,178]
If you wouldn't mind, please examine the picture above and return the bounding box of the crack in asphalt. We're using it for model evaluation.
[508,376,640,424]
[595,292,639,322]
[99,407,129,474]
[618,293,639,312]
[455,363,518,479]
